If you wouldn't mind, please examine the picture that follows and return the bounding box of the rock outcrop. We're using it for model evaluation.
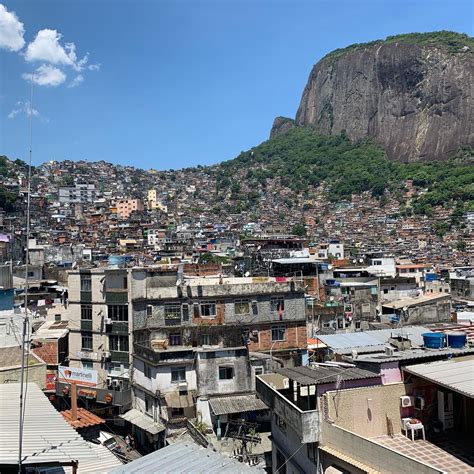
[279,33,474,161]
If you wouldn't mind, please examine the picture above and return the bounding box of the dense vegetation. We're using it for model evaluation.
[216,127,474,215]
[322,31,473,63]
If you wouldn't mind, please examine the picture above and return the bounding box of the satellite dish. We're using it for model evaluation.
[244,271,250,277]
[330,296,335,301]
[403,306,408,312]
[257,245,261,250]
[359,258,364,263]
[327,264,333,270]
[352,259,356,264]
[176,279,182,286]
[71,261,77,269]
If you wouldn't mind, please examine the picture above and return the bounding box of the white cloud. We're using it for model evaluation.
[22,64,66,87]
[8,101,39,119]
[0,4,25,52]
[25,29,76,66]
[88,63,100,71]
[68,74,84,88]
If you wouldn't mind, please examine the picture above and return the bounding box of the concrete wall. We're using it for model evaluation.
[134,357,197,394]
[323,383,409,438]
[196,349,251,396]
[321,420,442,474]
[0,363,46,389]
[407,299,451,324]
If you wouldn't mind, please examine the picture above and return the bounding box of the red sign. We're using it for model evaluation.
[46,373,56,391]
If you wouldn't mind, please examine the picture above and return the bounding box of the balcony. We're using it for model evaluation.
[133,343,195,365]
[80,291,92,302]
[110,351,130,364]
[81,320,93,331]
[256,375,319,443]
[109,321,129,334]
[106,289,128,304]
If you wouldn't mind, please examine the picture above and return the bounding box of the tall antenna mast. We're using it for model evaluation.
[18,76,34,473]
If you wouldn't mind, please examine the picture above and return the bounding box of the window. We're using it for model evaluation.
[235,300,250,315]
[164,304,181,320]
[81,304,92,320]
[307,442,318,463]
[123,276,128,289]
[55,314,61,322]
[200,334,210,346]
[81,333,93,350]
[145,395,154,416]
[80,274,92,292]
[355,321,361,330]
[271,298,285,313]
[275,413,287,432]
[169,332,182,346]
[200,301,216,318]
[171,366,186,382]
[109,335,129,352]
[337,317,344,329]
[27,271,35,278]
[171,407,184,417]
[254,367,264,376]
[219,367,234,380]
[361,303,371,314]
[182,304,189,321]
[108,305,128,321]
[146,305,153,316]
[144,364,152,378]
[383,289,389,294]
[271,325,285,342]
[82,360,93,369]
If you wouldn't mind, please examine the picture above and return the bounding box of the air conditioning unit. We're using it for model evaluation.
[177,381,188,391]
[103,318,112,325]
[415,396,425,410]
[400,395,414,408]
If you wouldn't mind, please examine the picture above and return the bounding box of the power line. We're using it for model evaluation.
[18,78,34,473]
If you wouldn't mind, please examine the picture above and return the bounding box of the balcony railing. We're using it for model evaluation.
[110,321,129,334]
[110,351,130,364]
[80,291,92,302]
[106,290,128,304]
[81,320,93,331]
[256,375,319,443]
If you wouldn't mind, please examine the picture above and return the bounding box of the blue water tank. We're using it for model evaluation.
[422,332,445,349]
[108,255,126,267]
[447,332,467,349]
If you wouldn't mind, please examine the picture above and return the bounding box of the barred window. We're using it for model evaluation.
[235,300,250,315]
[81,305,92,320]
[108,305,128,321]
[80,274,92,292]
[200,301,216,318]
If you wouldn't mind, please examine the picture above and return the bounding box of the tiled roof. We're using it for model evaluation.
[32,341,58,365]
[61,408,105,429]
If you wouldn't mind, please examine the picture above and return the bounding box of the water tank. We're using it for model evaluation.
[108,255,126,267]
[447,332,467,349]
[422,332,445,349]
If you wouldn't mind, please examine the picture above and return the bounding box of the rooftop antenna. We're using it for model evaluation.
[18,77,34,473]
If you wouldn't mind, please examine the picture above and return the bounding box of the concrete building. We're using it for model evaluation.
[64,267,132,413]
[116,199,144,219]
[131,270,307,432]
[58,183,98,204]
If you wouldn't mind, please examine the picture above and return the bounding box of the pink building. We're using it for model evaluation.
[116,199,144,219]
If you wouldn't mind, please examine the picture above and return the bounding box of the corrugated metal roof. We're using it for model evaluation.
[208,394,268,416]
[317,327,430,351]
[382,294,449,310]
[0,383,98,466]
[109,440,264,473]
[40,442,123,473]
[120,409,165,435]
[355,347,474,364]
[403,355,474,398]
[276,365,380,386]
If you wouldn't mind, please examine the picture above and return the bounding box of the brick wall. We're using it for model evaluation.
[248,322,307,351]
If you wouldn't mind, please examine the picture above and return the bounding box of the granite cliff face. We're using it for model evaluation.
[287,33,473,162]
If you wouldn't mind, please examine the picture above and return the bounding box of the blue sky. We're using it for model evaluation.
[0,0,472,170]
